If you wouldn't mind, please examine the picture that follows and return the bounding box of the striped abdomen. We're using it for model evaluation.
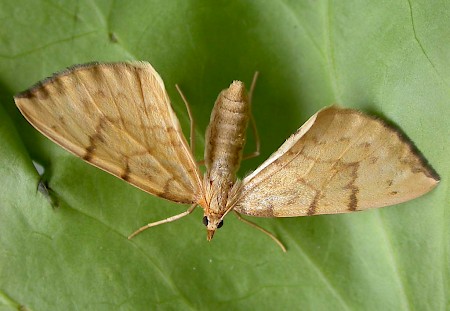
[204,81,250,213]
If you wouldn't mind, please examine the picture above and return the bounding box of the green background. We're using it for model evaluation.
[0,1,448,310]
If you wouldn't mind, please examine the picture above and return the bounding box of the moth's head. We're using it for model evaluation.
[202,214,224,241]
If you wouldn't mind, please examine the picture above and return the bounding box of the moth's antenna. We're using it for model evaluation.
[175,84,196,154]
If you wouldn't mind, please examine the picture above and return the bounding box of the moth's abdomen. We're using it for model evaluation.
[205,81,250,180]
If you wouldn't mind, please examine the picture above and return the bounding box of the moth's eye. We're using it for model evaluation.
[202,216,209,226]
[217,220,224,229]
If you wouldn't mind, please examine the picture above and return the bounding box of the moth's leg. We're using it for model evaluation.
[248,71,259,105]
[242,114,260,161]
[233,211,286,252]
[128,204,197,239]
[175,84,196,154]
[242,71,260,161]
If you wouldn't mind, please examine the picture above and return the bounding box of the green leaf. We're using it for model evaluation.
[1,1,448,310]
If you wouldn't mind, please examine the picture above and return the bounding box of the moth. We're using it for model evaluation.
[15,62,439,251]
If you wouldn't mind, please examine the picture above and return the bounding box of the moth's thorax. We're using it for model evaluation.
[204,81,250,215]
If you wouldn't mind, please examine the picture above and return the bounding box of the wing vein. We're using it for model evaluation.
[135,72,190,187]
[316,118,370,189]
[40,94,90,149]
[135,69,154,152]
[242,114,337,196]
[76,73,177,179]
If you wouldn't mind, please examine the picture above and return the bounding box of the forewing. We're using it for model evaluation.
[15,62,202,204]
[233,106,439,217]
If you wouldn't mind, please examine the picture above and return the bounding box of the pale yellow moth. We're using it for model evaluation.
[15,62,439,252]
